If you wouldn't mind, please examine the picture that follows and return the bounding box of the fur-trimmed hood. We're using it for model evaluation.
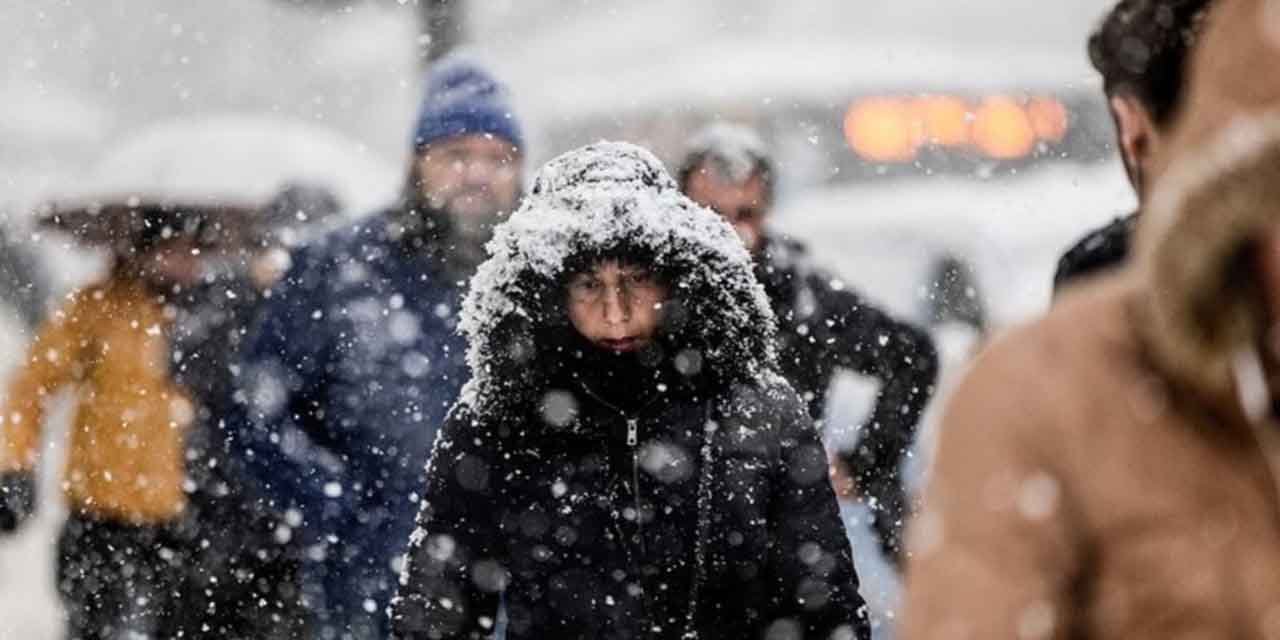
[457,142,778,414]
[1135,116,1280,413]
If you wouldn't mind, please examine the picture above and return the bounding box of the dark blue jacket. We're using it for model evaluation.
[224,209,468,638]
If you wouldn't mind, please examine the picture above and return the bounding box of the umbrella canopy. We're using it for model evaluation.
[35,114,399,250]
[37,198,255,254]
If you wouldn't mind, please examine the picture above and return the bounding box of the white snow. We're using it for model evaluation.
[2,1,1138,638]
[50,114,400,218]
[474,0,1118,125]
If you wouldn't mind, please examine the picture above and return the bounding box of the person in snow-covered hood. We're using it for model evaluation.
[220,54,524,638]
[904,0,1280,633]
[677,123,937,566]
[391,142,869,640]
[0,209,208,639]
[1053,0,1214,294]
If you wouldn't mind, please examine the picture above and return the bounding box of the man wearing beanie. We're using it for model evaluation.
[220,54,524,639]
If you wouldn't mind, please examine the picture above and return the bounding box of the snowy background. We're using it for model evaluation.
[0,1,1129,637]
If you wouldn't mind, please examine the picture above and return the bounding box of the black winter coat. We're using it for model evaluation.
[1052,212,1137,294]
[756,236,937,563]
[394,371,868,640]
[171,272,308,639]
[391,142,868,640]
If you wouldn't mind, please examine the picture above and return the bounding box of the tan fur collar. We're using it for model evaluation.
[1134,116,1280,411]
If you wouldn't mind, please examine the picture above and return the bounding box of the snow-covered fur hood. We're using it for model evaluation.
[458,141,778,412]
[1136,115,1280,409]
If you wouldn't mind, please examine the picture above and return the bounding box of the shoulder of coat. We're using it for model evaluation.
[951,273,1144,437]
[717,373,808,432]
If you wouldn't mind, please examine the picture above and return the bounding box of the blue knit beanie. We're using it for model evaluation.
[412,55,524,152]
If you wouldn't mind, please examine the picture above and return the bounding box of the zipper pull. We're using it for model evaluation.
[627,418,639,447]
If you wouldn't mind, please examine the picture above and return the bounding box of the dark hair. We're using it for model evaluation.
[1088,0,1214,126]
[562,243,661,278]
[677,152,775,204]
[676,124,776,204]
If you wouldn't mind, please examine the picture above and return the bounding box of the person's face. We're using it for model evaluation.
[139,238,204,288]
[566,261,668,354]
[249,246,292,291]
[415,134,523,239]
[683,161,770,254]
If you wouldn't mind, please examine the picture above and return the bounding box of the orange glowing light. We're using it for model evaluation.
[844,98,920,163]
[914,95,971,147]
[1027,97,1069,143]
[971,96,1036,159]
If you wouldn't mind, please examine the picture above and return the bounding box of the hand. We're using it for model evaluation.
[0,471,36,534]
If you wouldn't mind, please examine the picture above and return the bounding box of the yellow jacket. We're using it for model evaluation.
[0,278,192,524]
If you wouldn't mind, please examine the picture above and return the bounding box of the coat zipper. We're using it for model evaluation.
[577,384,717,638]
[578,384,659,623]
[625,418,646,558]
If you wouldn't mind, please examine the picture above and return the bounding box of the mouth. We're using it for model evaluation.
[600,337,642,352]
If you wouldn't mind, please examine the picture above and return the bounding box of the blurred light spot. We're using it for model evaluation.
[915,95,971,146]
[844,97,920,163]
[972,96,1036,159]
[1027,97,1069,143]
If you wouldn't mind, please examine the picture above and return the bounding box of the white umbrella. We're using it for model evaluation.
[38,114,402,248]
[74,113,400,214]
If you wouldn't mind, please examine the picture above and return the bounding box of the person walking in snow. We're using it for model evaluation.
[391,142,869,640]
[221,55,525,638]
[169,183,343,640]
[903,0,1280,635]
[1052,0,1213,293]
[677,123,938,565]
[0,208,208,640]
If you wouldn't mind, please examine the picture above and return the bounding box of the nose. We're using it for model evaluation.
[601,287,630,326]
[463,155,502,184]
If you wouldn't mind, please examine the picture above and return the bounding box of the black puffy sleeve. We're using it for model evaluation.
[391,405,508,639]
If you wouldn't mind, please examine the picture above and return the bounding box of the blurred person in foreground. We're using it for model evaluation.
[0,209,206,639]
[391,142,869,640]
[170,183,342,639]
[222,54,525,638]
[678,123,938,566]
[1053,0,1213,293]
[902,0,1280,636]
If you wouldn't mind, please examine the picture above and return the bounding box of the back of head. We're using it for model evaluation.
[1089,0,1214,127]
[677,123,774,201]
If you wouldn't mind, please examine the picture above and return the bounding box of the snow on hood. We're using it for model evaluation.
[459,141,778,412]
